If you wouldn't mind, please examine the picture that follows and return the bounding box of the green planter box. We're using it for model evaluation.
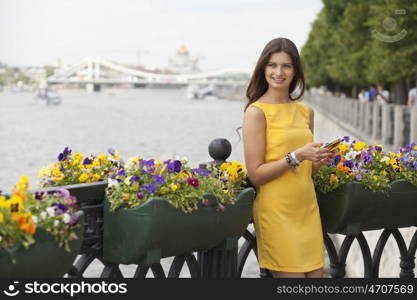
[103,188,255,265]
[40,181,107,205]
[317,180,417,235]
[0,211,84,278]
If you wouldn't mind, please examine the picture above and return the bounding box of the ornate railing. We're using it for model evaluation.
[28,138,417,278]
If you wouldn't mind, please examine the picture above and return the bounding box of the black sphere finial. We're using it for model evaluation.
[208,138,232,162]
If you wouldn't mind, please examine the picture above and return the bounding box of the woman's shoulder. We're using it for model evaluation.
[296,101,313,120]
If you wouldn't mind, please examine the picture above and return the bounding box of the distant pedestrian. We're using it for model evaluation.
[368,85,377,103]
[376,84,389,105]
[407,84,417,108]
[358,89,368,103]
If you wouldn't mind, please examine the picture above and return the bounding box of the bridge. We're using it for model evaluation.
[47,56,251,87]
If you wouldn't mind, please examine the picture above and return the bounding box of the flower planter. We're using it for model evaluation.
[317,180,417,235]
[0,211,84,278]
[40,181,108,205]
[103,187,255,265]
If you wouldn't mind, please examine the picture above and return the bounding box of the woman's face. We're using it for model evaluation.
[264,51,295,90]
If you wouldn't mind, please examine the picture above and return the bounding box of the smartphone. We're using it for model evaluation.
[322,138,343,151]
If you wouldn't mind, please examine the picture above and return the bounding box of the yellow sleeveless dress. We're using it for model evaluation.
[250,101,324,273]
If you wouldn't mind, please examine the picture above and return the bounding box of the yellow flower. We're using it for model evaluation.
[160,187,168,194]
[97,154,108,164]
[92,174,101,181]
[159,165,167,175]
[0,212,4,223]
[380,170,388,176]
[52,168,63,177]
[155,160,162,167]
[414,145,417,151]
[16,175,30,191]
[170,184,178,191]
[0,196,10,210]
[93,160,101,167]
[79,173,89,182]
[354,141,368,151]
[337,144,349,154]
[74,152,83,161]
[9,194,24,212]
[38,167,50,178]
[130,182,139,191]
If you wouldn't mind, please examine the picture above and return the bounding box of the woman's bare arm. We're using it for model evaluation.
[243,106,293,187]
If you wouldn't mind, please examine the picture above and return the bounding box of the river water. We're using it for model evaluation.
[0,88,413,277]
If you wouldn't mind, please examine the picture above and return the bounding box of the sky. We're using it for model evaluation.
[0,0,323,71]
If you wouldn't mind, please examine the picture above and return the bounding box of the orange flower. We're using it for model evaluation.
[329,174,339,183]
[122,193,129,200]
[11,212,25,226]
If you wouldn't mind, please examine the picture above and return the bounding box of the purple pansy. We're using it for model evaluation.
[108,147,116,156]
[129,175,140,185]
[152,174,165,185]
[69,214,78,226]
[332,155,341,166]
[375,145,383,152]
[34,192,44,200]
[51,203,68,215]
[141,184,156,194]
[58,189,70,199]
[168,160,182,173]
[58,147,72,161]
[363,154,373,164]
[191,168,212,176]
[83,157,93,165]
[343,160,354,169]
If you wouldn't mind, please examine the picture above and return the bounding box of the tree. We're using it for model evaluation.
[301,10,336,89]
[301,0,417,103]
[326,1,371,93]
[366,0,417,104]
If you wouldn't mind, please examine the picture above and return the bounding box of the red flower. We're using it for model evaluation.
[186,177,200,188]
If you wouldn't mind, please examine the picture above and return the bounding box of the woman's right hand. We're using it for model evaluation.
[294,142,335,163]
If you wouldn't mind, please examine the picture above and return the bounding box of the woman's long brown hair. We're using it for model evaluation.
[244,37,305,111]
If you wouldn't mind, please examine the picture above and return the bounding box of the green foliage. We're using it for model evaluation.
[301,0,417,91]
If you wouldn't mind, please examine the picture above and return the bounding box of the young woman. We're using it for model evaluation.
[242,38,335,278]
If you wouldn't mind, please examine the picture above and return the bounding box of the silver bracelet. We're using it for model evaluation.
[290,152,301,165]
[285,152,299,168]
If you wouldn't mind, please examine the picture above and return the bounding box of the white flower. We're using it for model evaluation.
[53,220,60,227]
[345,150,360,161]
[62,213,71,224]
[108,178,120,189]
[46,207,56,217]
[32,216,38,224]
[40,211,47,220]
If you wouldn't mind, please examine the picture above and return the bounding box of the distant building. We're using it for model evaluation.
[168,46,199,74]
